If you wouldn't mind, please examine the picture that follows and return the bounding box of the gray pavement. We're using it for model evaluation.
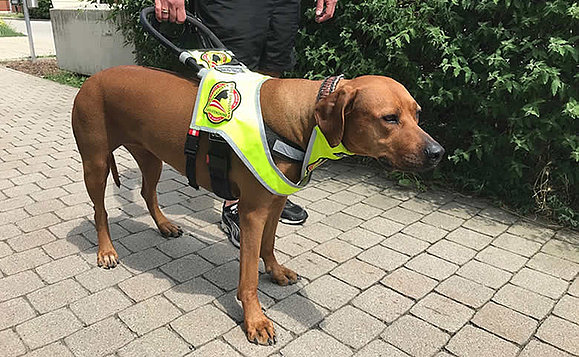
[0,66,578,357]
[0,18,55,60]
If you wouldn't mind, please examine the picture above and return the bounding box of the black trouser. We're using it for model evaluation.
[193,0,300,72]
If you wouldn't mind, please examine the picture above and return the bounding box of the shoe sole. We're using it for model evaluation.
[279,217,307,225]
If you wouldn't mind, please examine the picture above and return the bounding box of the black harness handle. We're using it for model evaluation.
[139,6,228,75]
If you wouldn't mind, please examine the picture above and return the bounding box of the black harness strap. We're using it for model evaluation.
[184,128,201,189]
[207,133,237,200]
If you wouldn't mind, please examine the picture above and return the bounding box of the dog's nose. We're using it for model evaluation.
[424,143,444,164]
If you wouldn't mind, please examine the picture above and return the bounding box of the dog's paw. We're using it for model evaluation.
[245,313,276,346]
[270,265,300,286]
[97,248,119,269]
[158,221,183,238]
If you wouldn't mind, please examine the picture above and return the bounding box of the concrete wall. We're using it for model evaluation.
[50,8,136,75]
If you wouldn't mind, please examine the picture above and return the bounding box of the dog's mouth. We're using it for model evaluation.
[378,154,440,173]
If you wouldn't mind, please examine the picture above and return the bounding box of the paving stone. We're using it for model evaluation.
[0,329,26,357]
[122,247,172,274]
[399,198,439,214]
[541,239,579,264]
[382,267,438,299]
[197,240,239,265]
[0,247,52,275]
[478,207,518,225]
[361,216,404,238]
[472,302,537,344]
[405,253,458,280]
[435,275,494,308]
[362,193,401,210]
[171,305,236,347]
[493,284,554,320]
[214,289,275,323]
[70,287,133,325]
[42,234,93,259]
[75,265,133,292]
[119,269,175,301]
[354,340,409,357]
[0,224,21,241]
[555,228,579,244]
[321,305,385,349]
[427,239,477,265]
[382,206,423,225]
[222,322,292,357]
[475,246,528,272]
[410,292,473,333]
[331,258,384,289]
[535,316,579,355]
[491,233,541,257]
[118,327,190,357]
[0,270,44,302]
[160,254,213,283]
[511,268,568,299]
[519,340,573,357]
[553,294,579,324]
[28,278,88,313]
[328,190,365,205]
[280,329,352,357]
[358,245,409,271]
[352,284,413,322]
[308,199,346,215]
[438,201,480,219]
[422,211,465,231]
[457,260,512,289]
[47,217,94,239]
[463,216,508,237]
[276,234,317,257]
[295,186,331,201]
[65,317,135,357]
[203,260,240,291]
[268,294,329,334]
[15,212,61,233]
[446,325,519,357]
[156,234,206,258]
[0,297,36,330]
[187,339,241,357]
[322,212,363,231]
[119,295,182,335]
[299,275,359,311]
[35,254,90,283]
[507,221,555,242]
[343,202,383,220]
[7,229,56,252]
[286,252,337,281]
[164,277,224,311]
[119,229,167,252]
[338,227,384,249]
[526,252,579,280]
[313,239,362,263]
[16,308,83,349]
[382,315,449,357]
[26,342,74,357]
[402,221,447,243]
[381,233,429,256]
[569,278,579,297]
[297,222,344,243]
[445,227,493,250]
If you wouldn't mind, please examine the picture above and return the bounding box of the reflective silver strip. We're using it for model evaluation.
[179,51,193,64]
[273,140,305,161]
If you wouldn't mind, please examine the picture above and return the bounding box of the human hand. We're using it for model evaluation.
[154,0,186,24]
[315,0,337,23]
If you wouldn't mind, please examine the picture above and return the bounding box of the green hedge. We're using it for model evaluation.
[108,0,578,226]
[29,0,52,19]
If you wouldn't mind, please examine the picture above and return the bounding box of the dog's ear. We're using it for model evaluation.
[314,86,356,147]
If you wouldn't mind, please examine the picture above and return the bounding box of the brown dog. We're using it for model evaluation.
[72,66,443,345]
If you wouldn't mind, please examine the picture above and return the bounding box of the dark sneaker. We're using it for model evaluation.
[280,199,308,225]
[221,202,240,248]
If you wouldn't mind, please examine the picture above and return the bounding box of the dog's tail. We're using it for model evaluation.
[109,153,121,188]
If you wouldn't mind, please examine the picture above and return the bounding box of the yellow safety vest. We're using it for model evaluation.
[188,53,353,196]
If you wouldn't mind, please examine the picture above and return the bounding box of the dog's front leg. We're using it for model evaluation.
[237,198,276,345]
[260,196,299,286]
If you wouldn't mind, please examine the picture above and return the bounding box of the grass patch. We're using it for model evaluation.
[0,13,25,19]
[44,71,87,88]
[0,19,25,37]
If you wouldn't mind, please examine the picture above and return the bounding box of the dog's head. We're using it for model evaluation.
[314,75,444,172]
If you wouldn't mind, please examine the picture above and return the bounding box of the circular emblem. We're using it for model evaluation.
[201,51,232,68]
[203,81,241,124]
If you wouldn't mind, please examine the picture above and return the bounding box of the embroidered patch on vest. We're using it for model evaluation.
[200,50,232,68]
[204,81,241,124]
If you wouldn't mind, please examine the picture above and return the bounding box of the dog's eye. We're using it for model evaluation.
[382,114,399,124]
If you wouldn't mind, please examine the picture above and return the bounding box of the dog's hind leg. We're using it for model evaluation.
[125,145,183,238]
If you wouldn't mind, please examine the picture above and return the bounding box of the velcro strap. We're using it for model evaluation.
[208,134,236,200]
[184,131,200,189]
